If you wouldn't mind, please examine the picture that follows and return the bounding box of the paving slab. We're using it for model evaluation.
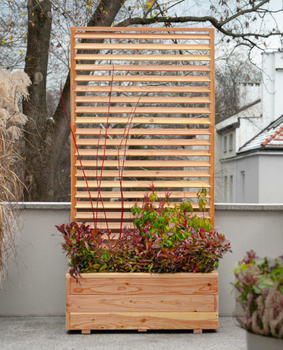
[0,317,246,350]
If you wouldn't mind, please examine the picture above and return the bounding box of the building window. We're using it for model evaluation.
[224,136,227,153]
[230,175,233,202]
[224,176,228,202]
[229,133,233,152]
[240,171,245,202]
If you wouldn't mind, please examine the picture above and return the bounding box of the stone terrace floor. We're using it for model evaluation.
[0,317,247,350]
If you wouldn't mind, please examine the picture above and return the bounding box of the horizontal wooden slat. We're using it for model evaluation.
[75,85,211,93]
[76,149,210,157]
[68,272,218,294]
[73,27,210,33]
[76,128,210,136]
[75,117,210,125]
[75,43,211,51]
[67,294,214,313]
[76,139,210,147]
[81,214,211,229]
[75,180,210,188]
[75,54,210,61]
[75,75,210,83]
[76,170,210,178]
[75,201,206,210]
[69,312,218,330]
[74,33,211,40]
[75,96,210,104]
[75,64,211,72]
[76,191,209,199]
[75,160,210,167]
[75,107,210,115]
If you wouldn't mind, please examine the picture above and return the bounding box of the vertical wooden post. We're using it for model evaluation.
[70,27,76,222]
[208,28,215,226]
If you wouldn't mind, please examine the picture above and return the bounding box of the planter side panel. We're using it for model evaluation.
[66,272,218,332]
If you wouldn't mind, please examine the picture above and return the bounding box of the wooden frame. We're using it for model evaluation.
[70,27,215,232]
[66,271,218,333]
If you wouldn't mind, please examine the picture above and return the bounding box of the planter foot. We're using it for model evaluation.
[138,329,147,332]
[81,330,91,334]
[193,329,202,334]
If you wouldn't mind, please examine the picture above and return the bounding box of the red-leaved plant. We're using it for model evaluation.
[56,188,231,280]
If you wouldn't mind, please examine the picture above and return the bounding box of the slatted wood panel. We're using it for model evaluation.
[70,27,215,232]
[66,272,218,332]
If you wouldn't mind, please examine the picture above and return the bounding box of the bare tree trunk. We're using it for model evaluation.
[23,0,125,201]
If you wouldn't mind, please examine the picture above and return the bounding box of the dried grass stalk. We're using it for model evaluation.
[0,69,30,286]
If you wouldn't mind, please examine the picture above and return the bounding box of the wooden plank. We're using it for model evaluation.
[75,85,211,93]
[75,160,210,167]
[74,33,211,40]
[76,128,210,136]
[75,54,210,62]
[69,272,218,295]
[75,75,210,83]
[70,27,76,222]
[75,149,210,157]
[73,27,210,32]
[75,64,211,72]
[75,139,210,147]
[74,33,210,40]
[75,43,211,51]
[75,96,211,104]
[75,201,207,209]
[75,117,211,125]
[75,191,209,199]
[209,28,215,226]
[75,170,211,178]
[67,294,215,313]
[75,180,210,189]
[75,107,210,115]
[69,312,218,330]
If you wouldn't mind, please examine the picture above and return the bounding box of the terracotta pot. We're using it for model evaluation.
[66,271,218,334]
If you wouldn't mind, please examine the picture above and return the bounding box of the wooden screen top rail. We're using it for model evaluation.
[75,201,208,210]
[74,33,211,40]
[75,75,210,83]
[75,139,210,147]
[75,191,210,199]
[72,27,211,33]
[75,149,210,157]
[75,96,211,104]
[75,54,210,61]
[75,180,210,189]
[76,128,210,136]
[75,160,210,167]
[75,85,211,93]
[75,170,211,178]
[75,43,211,51]
[75,65,211,72]
[75,117,211,125]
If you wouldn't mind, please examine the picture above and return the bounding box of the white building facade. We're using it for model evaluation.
[215,50,283,203]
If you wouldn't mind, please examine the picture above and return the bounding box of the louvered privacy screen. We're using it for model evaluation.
[70,27,215,232]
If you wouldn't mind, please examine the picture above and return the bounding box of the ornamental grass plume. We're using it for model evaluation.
[0,69,31,285]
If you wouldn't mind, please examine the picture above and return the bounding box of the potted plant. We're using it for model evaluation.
[57,188,231,334]
[232,251,283,349]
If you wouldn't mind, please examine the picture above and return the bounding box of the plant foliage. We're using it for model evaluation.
[232,251,283,339]
[57,189,231,279]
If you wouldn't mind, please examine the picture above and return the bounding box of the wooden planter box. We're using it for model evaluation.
[66,271,218,334]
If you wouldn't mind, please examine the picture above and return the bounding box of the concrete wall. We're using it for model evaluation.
[0,203,283,317]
